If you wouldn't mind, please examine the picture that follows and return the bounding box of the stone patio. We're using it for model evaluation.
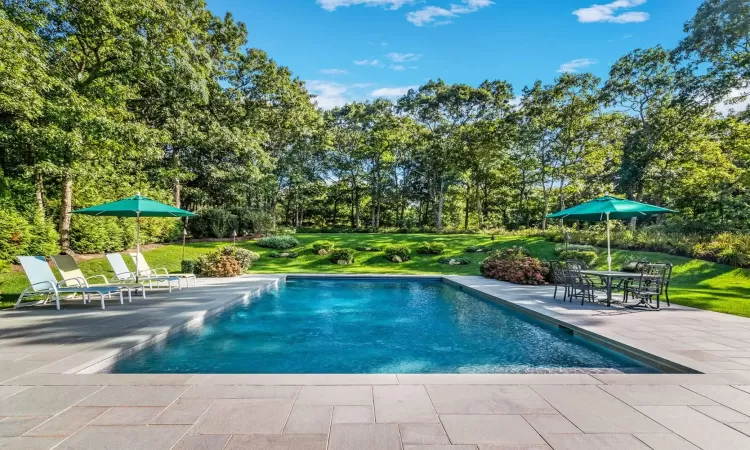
[1,274,750,449]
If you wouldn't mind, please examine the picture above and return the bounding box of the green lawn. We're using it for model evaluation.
[2,233,749,318]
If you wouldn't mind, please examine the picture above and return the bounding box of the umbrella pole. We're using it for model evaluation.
[606,212,612,272]
[136,213,141,283]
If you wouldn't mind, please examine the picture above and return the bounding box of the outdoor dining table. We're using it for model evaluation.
[580,270,645,307]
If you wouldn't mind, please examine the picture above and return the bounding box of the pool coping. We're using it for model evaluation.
[72,273,704,376]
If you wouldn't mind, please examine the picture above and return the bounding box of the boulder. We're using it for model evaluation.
[448,259,461,265]
[337,259,350,265]
[391,255,402,263]
[317,249,329,255]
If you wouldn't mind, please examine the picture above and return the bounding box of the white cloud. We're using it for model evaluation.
[354,59,384,67]
[406,0,493,27]
[389,65,418,71]
[387,52,421,62]
[317,0,413,11]
[715,88,750,116]
[557,58,598,73]
[320,68,349,75]
[306,81,350,109]
[371,85,419,98]
[573,0,650,24]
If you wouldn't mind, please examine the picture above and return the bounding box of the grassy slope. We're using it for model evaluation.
[1,233,748,317]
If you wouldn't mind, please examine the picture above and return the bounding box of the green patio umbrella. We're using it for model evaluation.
[73,193,195,280]
[546,194,674,271]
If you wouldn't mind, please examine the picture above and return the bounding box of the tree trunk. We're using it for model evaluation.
[34,169,45,214]
[435,180,445,232]
[464,184,470,229]
[59,171,73,253]
[173,178,181,208]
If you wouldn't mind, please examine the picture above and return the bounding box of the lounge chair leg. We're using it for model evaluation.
[100,293,106,310]
[55,293,60,310]
[554,285,558,299]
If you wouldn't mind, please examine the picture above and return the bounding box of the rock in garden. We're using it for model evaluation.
[337,259,349,265]
[317,249,329,255]
[392,256,402,263]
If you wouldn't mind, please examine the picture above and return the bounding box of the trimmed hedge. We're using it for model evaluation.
[416,242,446,254]
[312,240,334,254]
[557,249,598,267]
[256,235,300,250]
[355,244,381,252]
[268,251,299,259]
[329,248,355,264]
[384,245,411,262]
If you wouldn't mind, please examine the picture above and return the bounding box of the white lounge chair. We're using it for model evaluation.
[16,256,126,310]
[51,254,147,300]
[106,253,181,291]
[129,252,197,288]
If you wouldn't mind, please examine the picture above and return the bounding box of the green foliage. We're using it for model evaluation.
[485,246,530,261]
[189,209,237,239]
[557,250,598,267]
[329,248,355,264]
[465,246,491,253]
[384,245,411,262]
[268,251,299,259]
[438,256,471,265]
[554,244,597,253]
[354,244,381,251]
[694,233,750,267]
[0,209,33,267]
[312,240,335,254]
[181,260,197,274]
[416,242,447,254]
[229,247,260,270]
[26,212,60,257]
[256,235,300,250]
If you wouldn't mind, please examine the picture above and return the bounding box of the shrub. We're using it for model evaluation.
[268,251,299,259]
[188,209,238,238]
[227,247,259,270]
[195,248,243,277]
[480,254,548,285]
[554,243,597,254]
[384,245,411,262]
[438,256,471,265]
[26,211,60,257]
[312,240,334,254]
[694,233,750,267]
[329,248,355,265]
[485,246,530,262]
[465,246,491,253]
[416,242,446,254]
[181,259,197,274]
[0,208,32,267]
[557,250,598,267]
[355,244,381,252]
[256,235,299,250]
[229,209,275,236]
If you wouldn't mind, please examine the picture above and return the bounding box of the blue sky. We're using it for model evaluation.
[206,0,704,108]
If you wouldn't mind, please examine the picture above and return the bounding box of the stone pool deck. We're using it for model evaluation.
[1,275,750,449]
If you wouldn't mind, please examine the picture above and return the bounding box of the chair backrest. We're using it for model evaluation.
[129,253,152,276]
[106,253,134,281]
[548,260,566,284]
[641,263,669,294]
[564,260,586,282]
[51,255,85,287]
[18,256,57,292]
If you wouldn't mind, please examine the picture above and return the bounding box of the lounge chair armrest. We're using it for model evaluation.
[58,277,86,288]
[28,281,59,292]
[114,271,137,281]
[86,274,109,285]
[153,267,169,275]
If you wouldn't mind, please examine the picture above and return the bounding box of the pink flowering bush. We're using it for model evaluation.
[480,246,547,285]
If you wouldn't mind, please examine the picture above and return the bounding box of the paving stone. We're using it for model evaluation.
[397,374,599,385]
[190,399,293,434]
[224,434,328,450]
[692,405,750,423]
[151,399,213,425]
[637,405,750,450]
[399,423,450,444]
[328,424,400,450]
[25,407,109,437]
[78,385,188,407]
[598,385,717,406]
[296,386,372,406]
[180,385,298,399]
[426,385,555,415]
[172,434,231,450]
[439,415,545,446]
[530,385,667,433]
[283,405,331,434]
[374,385,439,423]
[0,417,48,437]
[332,406,373,424]
[188,374,396,385]
[54,424,189,450]
[0,436,63,449]
[522,414,581,434]
[683,385,750,416]
[477,445,550,450]
[0,387,27,400]
[542,433,650,450]
[633,433,701,450]
[0,386,100,416]
[728,421,750,436]
[89,407,164,425]
[403,446,478,450]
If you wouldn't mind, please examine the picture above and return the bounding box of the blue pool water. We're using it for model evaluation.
[108,279,657,374]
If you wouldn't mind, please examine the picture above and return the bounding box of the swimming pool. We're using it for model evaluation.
[107,278,657,374]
